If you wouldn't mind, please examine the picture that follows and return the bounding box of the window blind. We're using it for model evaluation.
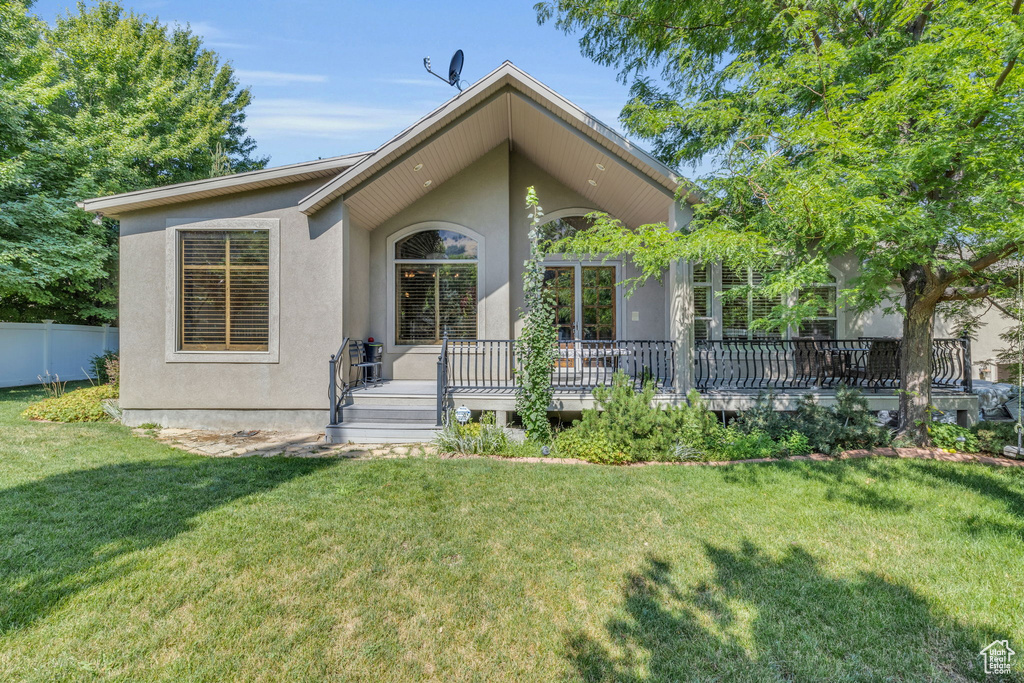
[396,263,476,344]
[180,230,269,351]
[721,265,781,340]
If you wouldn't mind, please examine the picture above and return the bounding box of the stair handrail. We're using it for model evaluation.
[436,335,448,426]
[328,336,350,425]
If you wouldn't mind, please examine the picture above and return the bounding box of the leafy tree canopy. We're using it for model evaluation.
[0,0,266,324]
[538,0,1024,440]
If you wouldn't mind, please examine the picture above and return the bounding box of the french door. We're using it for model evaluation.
[544,264,618,341]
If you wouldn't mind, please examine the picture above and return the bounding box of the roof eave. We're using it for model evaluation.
[79,152,370,218]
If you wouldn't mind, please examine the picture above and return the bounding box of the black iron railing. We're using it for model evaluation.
[693,337,972,393]
[436,338,677,424]
[329,337,371,425]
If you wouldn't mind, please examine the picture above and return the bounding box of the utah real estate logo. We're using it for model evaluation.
[980,640,1015,675]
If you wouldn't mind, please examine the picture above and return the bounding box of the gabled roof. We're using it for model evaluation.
[81,62,699,225]
[298,62,699,228]
[79,152,368,219]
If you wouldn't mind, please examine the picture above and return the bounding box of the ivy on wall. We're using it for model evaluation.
[515,187,559,442]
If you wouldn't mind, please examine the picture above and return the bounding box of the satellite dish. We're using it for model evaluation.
[423,49,466,91]
[447,49,464,86]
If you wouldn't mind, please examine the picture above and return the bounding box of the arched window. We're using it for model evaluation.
[394,229,478,344]
[541,215,596,244]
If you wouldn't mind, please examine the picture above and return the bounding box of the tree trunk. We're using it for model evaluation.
[898,272,936,444]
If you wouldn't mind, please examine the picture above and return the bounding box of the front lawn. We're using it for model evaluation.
[0,384,1021,681]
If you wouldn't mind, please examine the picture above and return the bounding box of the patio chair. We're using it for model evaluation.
[792,338,831,387]
[850,337,900,391]
[348,340,383,390]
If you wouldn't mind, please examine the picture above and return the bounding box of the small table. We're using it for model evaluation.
[363,342,383,384]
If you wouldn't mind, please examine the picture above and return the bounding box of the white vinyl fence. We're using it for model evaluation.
[0,321,119,388]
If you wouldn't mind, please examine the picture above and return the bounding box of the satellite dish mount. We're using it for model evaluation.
[423,49,465,91]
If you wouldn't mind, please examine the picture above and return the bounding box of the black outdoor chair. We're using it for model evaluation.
[348,340,383,390]
[850,337,900,391]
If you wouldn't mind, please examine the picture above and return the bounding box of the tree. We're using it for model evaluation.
[537,0,1024,443]
[0,1,266,324]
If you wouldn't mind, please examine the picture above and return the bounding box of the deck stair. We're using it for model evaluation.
[325,404,439,444]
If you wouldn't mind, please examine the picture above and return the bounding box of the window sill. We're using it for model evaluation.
[165,349,280,364]
[387,344,443,355]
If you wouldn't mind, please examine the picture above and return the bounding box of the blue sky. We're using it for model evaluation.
[31,0,649,168]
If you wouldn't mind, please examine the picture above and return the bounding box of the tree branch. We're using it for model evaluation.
[907,2,934,41]
[970,0,1022,128]
[986,295,1022,321]
[852,7,876,38]
[941,285,994,302]
[940,270,1021,302]
[969,243,1020,273]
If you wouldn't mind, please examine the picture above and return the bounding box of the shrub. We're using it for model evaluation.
[572,373,726,462]
[22,385,119,423]
[553,427,629,464]
[929,422,980,452]
[104,355,120,387]
[89,350,119,385]
[733,385,891,456]
[722,427,780,460]
[779,430,813,457]
[433,412,510,455]
[971,421,1018,454]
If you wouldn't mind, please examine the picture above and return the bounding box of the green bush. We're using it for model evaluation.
[89,350,119,385]
[929,422,980,452]
[570,373,725,462]
[433,412,510,455]
[733,386,891,456]
[970,421,1018,454]
[553,428,629,464]
[22,385,119,423]
[722,427,780,460]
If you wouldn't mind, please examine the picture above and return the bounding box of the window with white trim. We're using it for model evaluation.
[721,265,782,340]
[796,273,838,338]
[692,263,712,341]
[394,229,478,344]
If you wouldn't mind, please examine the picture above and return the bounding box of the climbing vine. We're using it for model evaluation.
[516,187,559,441]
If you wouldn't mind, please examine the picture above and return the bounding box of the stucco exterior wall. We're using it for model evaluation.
[508,151,675,340]
[366,144,512,380]
[118,179,343,428]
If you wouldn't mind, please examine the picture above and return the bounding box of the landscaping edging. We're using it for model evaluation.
[438,447,1024,468]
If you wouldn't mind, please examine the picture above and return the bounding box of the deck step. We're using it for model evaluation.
[340,405,436,423]
[327,405,439,444]
[325,421,439,444]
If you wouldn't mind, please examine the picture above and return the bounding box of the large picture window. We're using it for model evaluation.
[721,265,781,340]
[179,230,269,351]
[694,263,840,341]
[394,229,478,344]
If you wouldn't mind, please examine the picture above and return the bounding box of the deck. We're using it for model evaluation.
[342,379,977,420]
[329,337,978,430]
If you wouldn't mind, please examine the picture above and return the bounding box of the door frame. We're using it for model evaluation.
[543,259,623,340]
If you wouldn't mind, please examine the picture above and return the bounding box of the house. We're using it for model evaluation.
[81,62,979,442]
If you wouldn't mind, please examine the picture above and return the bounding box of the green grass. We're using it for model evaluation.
[1,384,1022,682]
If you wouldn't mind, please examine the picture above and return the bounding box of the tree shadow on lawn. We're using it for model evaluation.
[714,459,915,514]
[902,461,1024,544]
[0,454,335,634]
[566,542,1013,682]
